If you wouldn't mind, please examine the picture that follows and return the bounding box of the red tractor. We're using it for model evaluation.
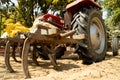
[36,0,107,64]
[27,0,107,78]
[4,0,107,78]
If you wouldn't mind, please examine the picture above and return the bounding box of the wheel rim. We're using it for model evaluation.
[90,17,105,54]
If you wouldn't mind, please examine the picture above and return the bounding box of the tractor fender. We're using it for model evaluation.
[66,0,102,15]
[34,14,65,29]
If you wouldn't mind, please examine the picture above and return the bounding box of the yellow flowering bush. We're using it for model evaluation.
[6,23,31,37]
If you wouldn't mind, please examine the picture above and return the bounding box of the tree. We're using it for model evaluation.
[0,0,72,27]
[102,0,120,37]
[16,0,36,27]
[102,0,120,25]
[0,0,14,36]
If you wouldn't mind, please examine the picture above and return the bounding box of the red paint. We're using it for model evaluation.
[43,14,65,29]
[66,0,102,15]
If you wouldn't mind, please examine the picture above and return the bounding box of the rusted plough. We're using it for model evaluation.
[4,32,40,73]
[21,21,85,78]
[4,20,85,78]
[0,37,23,63]
[4,34,24,72]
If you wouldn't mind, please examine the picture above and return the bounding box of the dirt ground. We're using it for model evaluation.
[0,50,120,80]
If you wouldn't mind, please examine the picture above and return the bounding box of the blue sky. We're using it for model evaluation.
[103,11,107,19]
[11,0,18,5]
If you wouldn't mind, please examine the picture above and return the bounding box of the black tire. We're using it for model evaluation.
[36,46,66,60]
[35,46,49,60]
[31,46,39,65]
[72,8,107,64]
[112,37,119,56]
[54,45,66,59]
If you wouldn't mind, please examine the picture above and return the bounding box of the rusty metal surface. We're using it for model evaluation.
[26,30,84,45]
[3,20,85,78]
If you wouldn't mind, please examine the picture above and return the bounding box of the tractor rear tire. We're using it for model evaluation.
[72,8,107,64]
[36,46,66,60]
[112,37,119,56]
[54,45,66,59]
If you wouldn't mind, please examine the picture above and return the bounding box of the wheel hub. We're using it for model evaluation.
[90,17,105,54]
